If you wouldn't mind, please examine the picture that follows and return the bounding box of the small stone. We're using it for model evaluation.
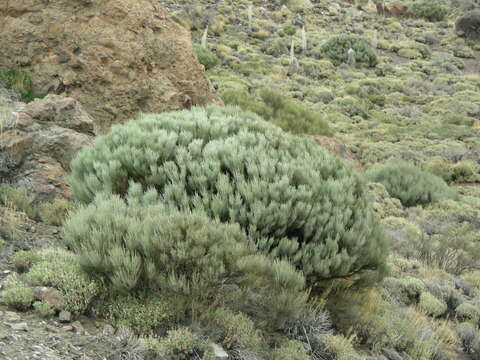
[210,343,229,359]
[61,325,74,332]
[58,310,72,323]
[10,322,28,331]
[382,348,403,360]
[45,325,59,333]
[2,270,11,274]
[102,324,115,336]
[5,311,21,321]
[72,321,84,334]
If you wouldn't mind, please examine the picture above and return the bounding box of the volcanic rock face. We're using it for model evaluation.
[0,94,94,202]
[0,0,222,128]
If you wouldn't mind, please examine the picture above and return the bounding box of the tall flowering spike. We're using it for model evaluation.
[301,25,307,52]
[201,25,209,48]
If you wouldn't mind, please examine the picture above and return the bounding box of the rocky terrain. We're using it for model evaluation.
[1,0,480,359]
[0,0,222,130]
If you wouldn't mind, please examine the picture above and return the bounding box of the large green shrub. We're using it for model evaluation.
[68,106,386,284]
[320,34,377,67]
[367,161,457,207]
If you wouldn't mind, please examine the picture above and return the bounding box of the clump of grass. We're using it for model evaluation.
[39,198,75,226]
[0,183,37,218]
[0,274,34,311]
[33,301,55,317]
[0,69,46,103]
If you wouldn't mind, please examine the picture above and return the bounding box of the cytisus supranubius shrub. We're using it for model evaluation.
[68,106,387,285]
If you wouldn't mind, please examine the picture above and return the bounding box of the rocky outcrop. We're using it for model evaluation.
[0,94,94,202]
[0,0,222,128]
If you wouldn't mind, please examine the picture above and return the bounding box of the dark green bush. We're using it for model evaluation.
[320,34,377,67]
[221,88,333,136]
[194,45,219,70]
[68,106,386,285]
[409,0,449,21]
[367,161,457,207]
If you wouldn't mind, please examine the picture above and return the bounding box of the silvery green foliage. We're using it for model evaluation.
[69,106,386,283]
[64,196,306,330]
[367,160,457,207]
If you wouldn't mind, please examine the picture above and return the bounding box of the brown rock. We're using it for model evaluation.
[0,95,94,201]
[59,310,72,323]
[34,286,64,310]
[387,0,412,17]
[0,0,222,128]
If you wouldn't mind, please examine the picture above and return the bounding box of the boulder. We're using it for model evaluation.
[0,0,222,127]
[33,286,64,311]
[455,11,480,40]
[0,94,94,202]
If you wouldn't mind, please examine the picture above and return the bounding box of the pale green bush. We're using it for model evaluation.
[367,161,457,207]
[68,106,387,285]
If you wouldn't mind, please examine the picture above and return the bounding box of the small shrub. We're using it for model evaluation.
[455,11,480,40]
[148,328,210,360]
[320,34,377,67]
[0,183,37,218]
[202,307,262,351]
[273,340,310,360]
[323,334,363,360]
[12,250,41,272]
[194,45,219,70]
[457,322,478,352]
[33,301,55,317]
[418,292,447,317]
[456,301,480,323]
[39,198,75,226]
[0,238,5,250]
[410,0,449,21]
[367,161,457,207]
[0,69,46,102]
[25,249,100,314]
[0,274,34,311]
[94,294,181,336]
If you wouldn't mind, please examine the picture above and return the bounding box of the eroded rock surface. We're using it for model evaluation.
[0,0,222,127]
[0,94,94,202]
